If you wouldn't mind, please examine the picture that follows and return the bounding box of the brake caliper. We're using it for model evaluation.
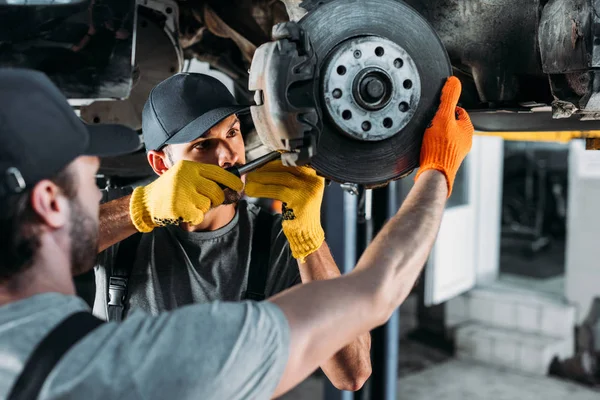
[248,22,322,167]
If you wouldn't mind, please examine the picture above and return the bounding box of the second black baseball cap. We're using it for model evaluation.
[0,68,141,198]
[142,73,248,151]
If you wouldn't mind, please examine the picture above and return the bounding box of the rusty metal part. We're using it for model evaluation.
[299,0,333,12]
[0,0,136,101]
[203,3,257,64]
[279,0,309,22]
[80,12,182,129]
[249,21,321,167]
[404,0,542,106]
[470,110,600,132]
[539,0,590,74]
[137,0,181,37]
[586,138,600,150]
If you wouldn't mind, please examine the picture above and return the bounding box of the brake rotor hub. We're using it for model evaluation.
[322,36,421,141]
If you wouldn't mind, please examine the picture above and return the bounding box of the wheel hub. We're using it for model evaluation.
[322,36,421,141]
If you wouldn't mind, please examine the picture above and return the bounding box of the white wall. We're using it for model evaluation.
[475,136,504,285]
[565,140,600,324]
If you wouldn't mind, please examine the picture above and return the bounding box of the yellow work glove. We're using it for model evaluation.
[415,76,474,197]
[129,160,243,232]
[245,161,325,262]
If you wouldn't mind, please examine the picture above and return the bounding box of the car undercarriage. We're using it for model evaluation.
[3,0,600,185]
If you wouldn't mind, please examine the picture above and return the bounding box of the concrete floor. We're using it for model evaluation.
[281,359,600,400]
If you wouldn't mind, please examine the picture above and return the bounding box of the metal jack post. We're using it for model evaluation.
[323,183,358,400]
[352,186,373,400]
[365,181,400,400]
[323,182,400,400]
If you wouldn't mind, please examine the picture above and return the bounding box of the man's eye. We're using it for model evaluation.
[227,129,239,138]
[193,142,208,150]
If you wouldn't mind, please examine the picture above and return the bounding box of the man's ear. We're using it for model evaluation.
[30,181,70,229]
[147,150,170,176]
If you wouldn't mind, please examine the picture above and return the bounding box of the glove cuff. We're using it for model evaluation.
[129,186,156,233]
[283,221,325,262]
[416,142,461,197]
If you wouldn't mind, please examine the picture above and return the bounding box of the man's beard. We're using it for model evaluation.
[222,187,243,205]
[222,162,245,205]
[69,199,99,276]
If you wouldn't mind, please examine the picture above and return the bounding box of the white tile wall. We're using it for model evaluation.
[540,304,575,338]
[469,295,494,324]
[493,338,518,367]
[519,343,545,374]
[516,304,541,333]
[455,322,572,375]
[450,287,576,338]
[446,296,469,327]
[493,300,516,329]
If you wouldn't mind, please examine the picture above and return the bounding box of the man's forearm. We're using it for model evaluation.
[270,170,448,398]
[298,243,372,391]
[98,194,138,254]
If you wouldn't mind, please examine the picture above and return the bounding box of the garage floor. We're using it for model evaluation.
[281,359,600,400]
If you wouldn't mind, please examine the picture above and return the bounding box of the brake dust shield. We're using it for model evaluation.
[299,0,451,185]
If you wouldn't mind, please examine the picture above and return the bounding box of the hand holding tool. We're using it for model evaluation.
[129,160,243,232]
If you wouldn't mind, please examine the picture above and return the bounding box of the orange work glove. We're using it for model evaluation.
[415,76,474,197]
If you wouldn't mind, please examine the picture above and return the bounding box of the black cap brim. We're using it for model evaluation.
[163,105,249,147]
[85,124,142,157]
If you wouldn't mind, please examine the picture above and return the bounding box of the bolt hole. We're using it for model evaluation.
[165,7,173,14]
[140,20,148,28]
[354,50,362,59]
[362,121,372,131]
[383,118,393,128]
[342,110,352,120]
[394,58,403,68]
[399,102,409,112]
[403,80,413,89]
[337,65,347,75]
[332,89,342,99]
[93,116,101,124]
[169,66,176,73]
[375,47,385,57]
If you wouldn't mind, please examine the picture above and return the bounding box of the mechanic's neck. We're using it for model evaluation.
[0,238,75,307]
[181,203,237,232]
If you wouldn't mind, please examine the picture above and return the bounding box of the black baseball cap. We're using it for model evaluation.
[142,73,248,151]
[0,68,141,197]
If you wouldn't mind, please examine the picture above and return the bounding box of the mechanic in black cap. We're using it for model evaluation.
[92,72,372,390]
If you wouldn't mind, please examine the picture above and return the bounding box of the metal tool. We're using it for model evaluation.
[219,150,281,189]
[226,150,281,177]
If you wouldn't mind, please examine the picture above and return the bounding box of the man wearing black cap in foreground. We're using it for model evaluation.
[92,72,372,390]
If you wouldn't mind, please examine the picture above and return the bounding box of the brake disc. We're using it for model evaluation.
[299,0,451,186]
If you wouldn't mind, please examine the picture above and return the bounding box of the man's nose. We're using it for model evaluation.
[215,140,239,168]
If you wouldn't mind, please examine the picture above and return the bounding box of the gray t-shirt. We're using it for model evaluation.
[0,293,289,400]
[93,189,300,319]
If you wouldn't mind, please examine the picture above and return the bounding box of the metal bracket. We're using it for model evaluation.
[340,183,359,196]
[136,0,184,70]
[108,277,128,307]
[249,21,322,167]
